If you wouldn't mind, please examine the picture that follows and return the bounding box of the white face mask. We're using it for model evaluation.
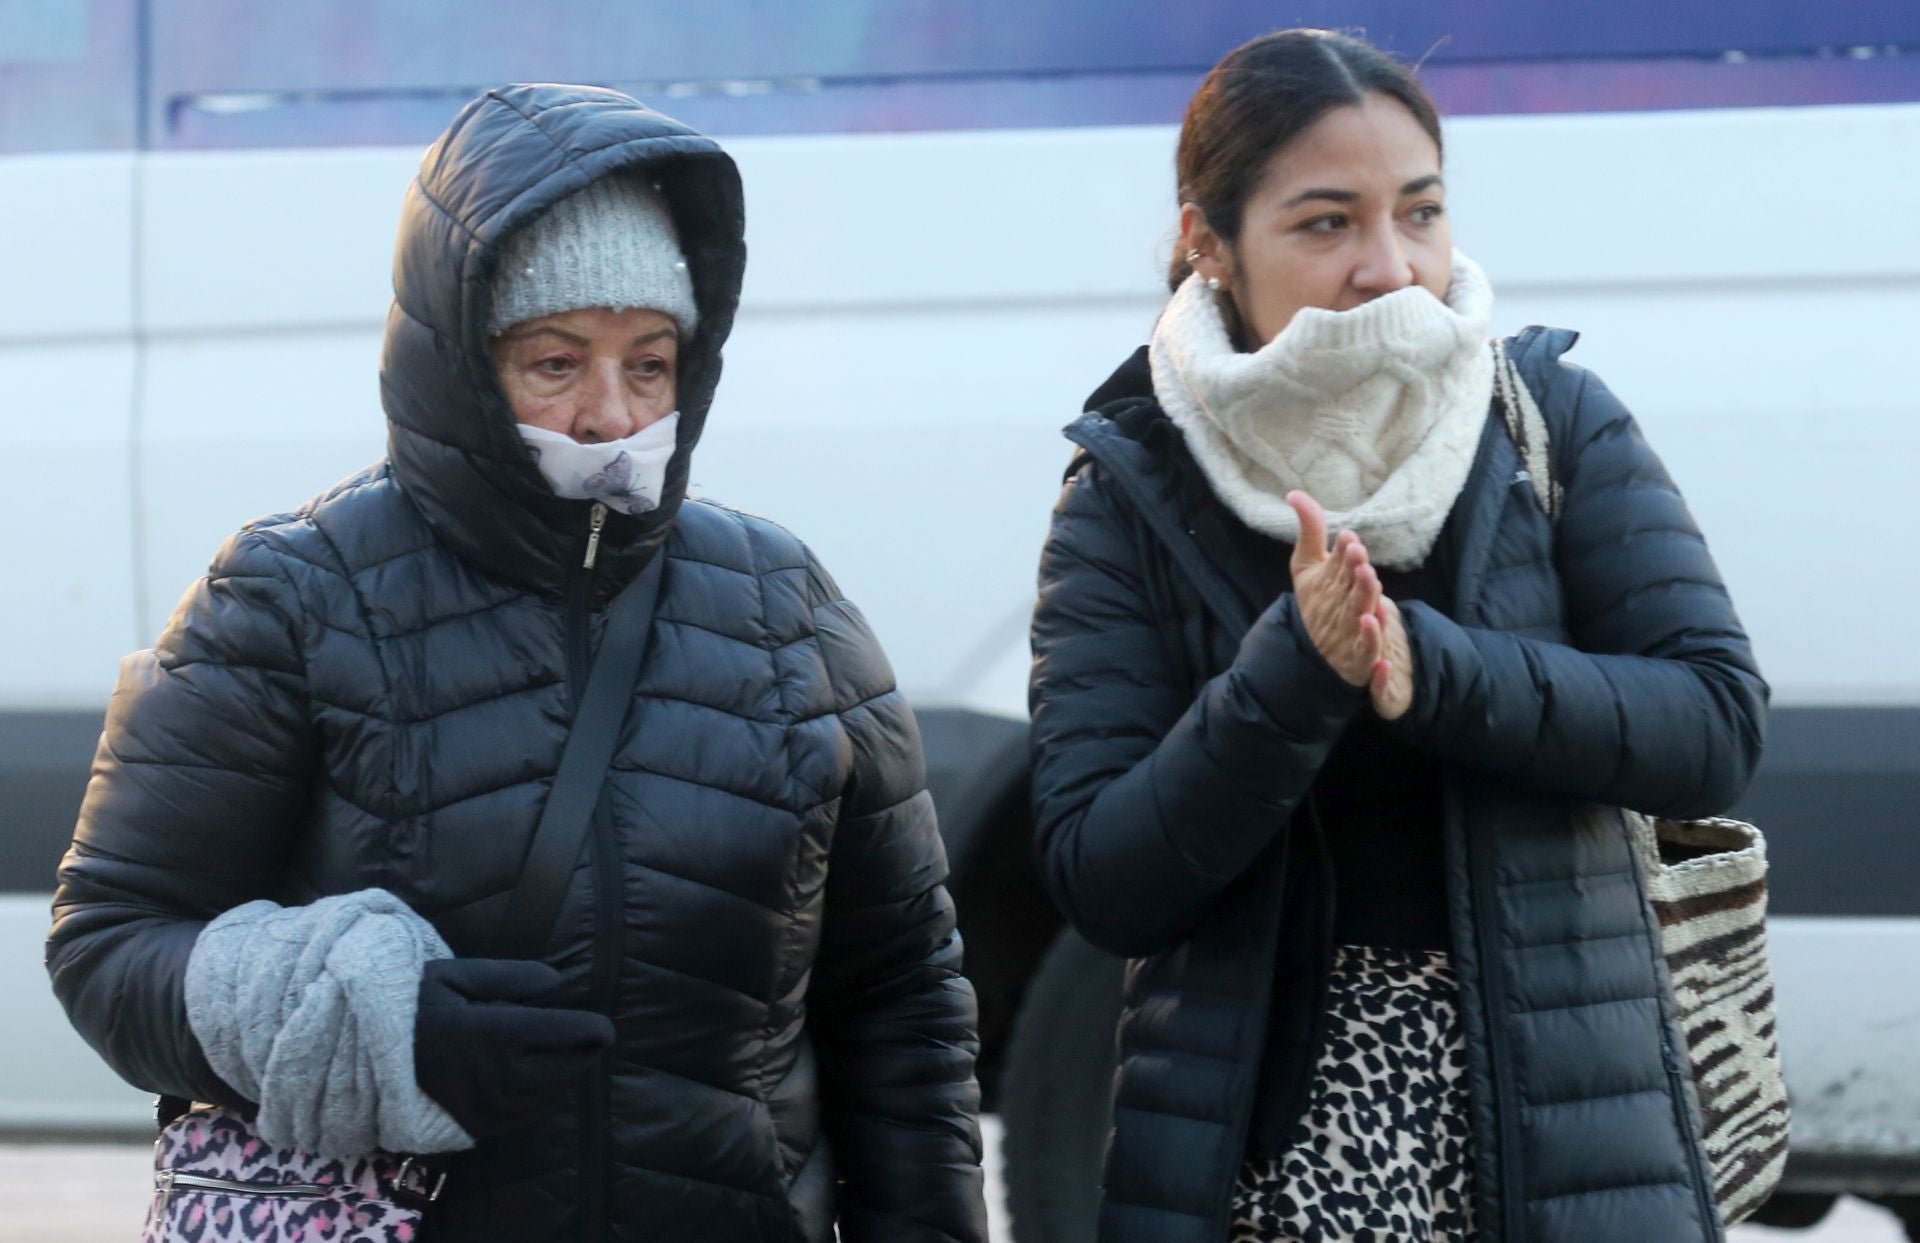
[515,413,680,515]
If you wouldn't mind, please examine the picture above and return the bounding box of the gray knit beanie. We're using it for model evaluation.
[489,175,699,338]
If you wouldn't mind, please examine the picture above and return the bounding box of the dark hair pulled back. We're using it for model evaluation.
[1170,29,1442,291]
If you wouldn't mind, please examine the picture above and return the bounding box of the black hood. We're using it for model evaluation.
[380,84,746,599]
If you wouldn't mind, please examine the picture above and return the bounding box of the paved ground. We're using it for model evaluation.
[0,1120,1904,1241]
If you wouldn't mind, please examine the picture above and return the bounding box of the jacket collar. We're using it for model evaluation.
[1066,348,1261,637]
[382,84,747,601]
[1446,325,1580,624]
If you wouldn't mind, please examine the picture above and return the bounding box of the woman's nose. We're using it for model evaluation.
[1351,226,1415,297]
[573,361,636,443]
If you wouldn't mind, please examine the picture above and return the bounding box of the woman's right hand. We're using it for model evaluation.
[1286,490,1385,686]
[414,958,615,1139]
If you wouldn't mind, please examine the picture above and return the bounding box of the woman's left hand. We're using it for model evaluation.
[1370,596,1415,720]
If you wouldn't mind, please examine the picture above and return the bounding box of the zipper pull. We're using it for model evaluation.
[154,1169,174,1220]
[583,502,608,569]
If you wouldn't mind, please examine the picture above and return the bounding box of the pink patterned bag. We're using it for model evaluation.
[141,1107,445,1242]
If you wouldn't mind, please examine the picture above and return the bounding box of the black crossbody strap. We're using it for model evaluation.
[495,549,667,959]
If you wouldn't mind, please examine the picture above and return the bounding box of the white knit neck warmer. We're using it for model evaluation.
[1148,250,1495,569]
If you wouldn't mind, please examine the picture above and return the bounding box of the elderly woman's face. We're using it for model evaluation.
[491,307,679,442]
[1185,94,1451,350]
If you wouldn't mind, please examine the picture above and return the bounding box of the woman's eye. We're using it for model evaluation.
[1410,203,1445,225]
[535,355,576,376]
[630,357,669,379]
[1303,214,1348,234]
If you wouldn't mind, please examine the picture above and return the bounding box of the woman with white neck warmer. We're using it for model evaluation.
[1027,31,1768,1243]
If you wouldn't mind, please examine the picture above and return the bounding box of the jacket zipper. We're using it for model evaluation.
[583,501,608,570]
[1635,832,1726,1237]
[568,500,617,1243]
[1259,794,1340,1169]
[1073,422,1344,1237]
[1443,425,1524,1242]
[1675,1063,1726,1238]
[1464,785,1524,1241]
[565,506,605,706]
[583,800,619,1243]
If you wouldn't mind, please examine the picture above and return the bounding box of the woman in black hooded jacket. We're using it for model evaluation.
[1028,31,1767,1243]
[48,85,987,1243]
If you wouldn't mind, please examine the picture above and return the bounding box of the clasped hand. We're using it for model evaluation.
[414,958,615,1139]
[1285,491,1413,721]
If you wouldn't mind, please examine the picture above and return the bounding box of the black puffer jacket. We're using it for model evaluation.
[49,85,986,1243]
[1029,335,1767,1242]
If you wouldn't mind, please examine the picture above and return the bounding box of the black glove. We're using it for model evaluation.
[413,958,615,1140]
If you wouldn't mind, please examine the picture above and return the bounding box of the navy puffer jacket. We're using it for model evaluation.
[48,85,986,1243]
[1029,334,1767,1242]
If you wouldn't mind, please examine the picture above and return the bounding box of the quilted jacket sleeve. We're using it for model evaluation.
[803,554,988,1243]
[1028,463,1364,960]
[46,530,316,1107]
[1393,361,1768,816]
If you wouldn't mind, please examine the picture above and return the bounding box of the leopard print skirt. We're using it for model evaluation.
[1229,945,1477,1242]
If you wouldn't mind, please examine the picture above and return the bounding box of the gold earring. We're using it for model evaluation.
[1185,248,1202,264]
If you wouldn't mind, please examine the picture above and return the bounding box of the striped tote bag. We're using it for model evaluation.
[1624,811,1791,1224]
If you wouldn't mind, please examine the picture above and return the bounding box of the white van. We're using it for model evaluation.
[3,65,1917,1242]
